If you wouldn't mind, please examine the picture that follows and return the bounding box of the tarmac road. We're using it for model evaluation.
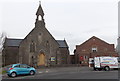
[2,66,119,79]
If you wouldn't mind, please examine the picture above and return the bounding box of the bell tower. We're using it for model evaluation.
[35,2,45,27]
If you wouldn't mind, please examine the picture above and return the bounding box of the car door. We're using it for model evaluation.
[13,64,21,74]
[19,64,29,74]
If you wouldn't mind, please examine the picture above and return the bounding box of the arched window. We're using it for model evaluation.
[46,40,49,46]
[38,15,42,21]
[30,41,35,52]
[31,56,34,67]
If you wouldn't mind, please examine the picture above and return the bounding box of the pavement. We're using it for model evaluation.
[0,74,2,81]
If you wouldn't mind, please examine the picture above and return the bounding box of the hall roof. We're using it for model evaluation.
[5,38,22,47]
[56,40,68,48]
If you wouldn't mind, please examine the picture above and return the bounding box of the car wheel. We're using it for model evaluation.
[98,68,102,71]
[104,66,110,71]
[93,67,97,71]
[7,74,11,77]
[10,72,17,78]
[30,70,35,75]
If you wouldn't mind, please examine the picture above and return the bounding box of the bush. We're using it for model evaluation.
[2,70,6,74]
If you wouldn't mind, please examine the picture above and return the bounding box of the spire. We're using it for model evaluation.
[35,1,45,27]
[36,1,44,16]
[39,1,41,5]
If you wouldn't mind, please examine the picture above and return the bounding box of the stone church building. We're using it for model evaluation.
[2,4,70,67]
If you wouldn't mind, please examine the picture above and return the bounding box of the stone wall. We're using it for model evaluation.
[2,46,19,66]
[0,52,2,67]
[59,47,70,64]
[19,21,61,67]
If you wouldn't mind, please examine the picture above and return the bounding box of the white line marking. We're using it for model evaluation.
[39,72,43,73]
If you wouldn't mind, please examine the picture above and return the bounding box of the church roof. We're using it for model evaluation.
[36,4,44,16]
[5,38,23,47]
[4,38,68,48]
[57,40,68,48]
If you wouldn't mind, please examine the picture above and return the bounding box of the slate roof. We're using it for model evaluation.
[5,38,23,47]
[5,38,68,48]
[77,36,112,47]
[56,40,68,48]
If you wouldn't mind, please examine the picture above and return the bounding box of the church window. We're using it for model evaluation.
[46,40,49,46]
[30,41,35,52]
[31,56,34,65]
[38,33,42,43]
[39,33,41,35]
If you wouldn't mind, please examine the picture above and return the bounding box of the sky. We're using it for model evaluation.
[0,0,119,54]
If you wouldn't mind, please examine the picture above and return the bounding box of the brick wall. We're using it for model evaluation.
[74,36,118,66]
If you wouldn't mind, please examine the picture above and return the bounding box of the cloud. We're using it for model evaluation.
[1,0,118,54]
[43,0,119,3]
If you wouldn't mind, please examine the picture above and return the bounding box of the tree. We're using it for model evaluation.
[0,32,6,53]
[0,32,6,67]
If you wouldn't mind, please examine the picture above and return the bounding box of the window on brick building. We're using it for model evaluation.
[92,47,97,52]
[82,49,86,52]
[104,48,108,51]
[84,56,88,60]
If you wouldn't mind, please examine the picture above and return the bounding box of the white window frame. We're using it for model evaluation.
[92,47,97,52]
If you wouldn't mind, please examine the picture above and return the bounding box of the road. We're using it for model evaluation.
[2,66,119,79]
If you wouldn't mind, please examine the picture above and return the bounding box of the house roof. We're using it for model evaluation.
[56,40,68,48]
[5,38,23,47]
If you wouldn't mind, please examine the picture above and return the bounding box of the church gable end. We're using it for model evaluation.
[3,3,70,67]
[19,3,70,67]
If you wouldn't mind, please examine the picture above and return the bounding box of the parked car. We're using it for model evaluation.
[7,64,36,77]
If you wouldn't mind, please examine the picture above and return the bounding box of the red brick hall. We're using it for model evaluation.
[74,36,118,66]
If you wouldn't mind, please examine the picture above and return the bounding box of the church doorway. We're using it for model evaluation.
[37,54,45,66]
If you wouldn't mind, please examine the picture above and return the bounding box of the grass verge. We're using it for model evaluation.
[0,70,6,74]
